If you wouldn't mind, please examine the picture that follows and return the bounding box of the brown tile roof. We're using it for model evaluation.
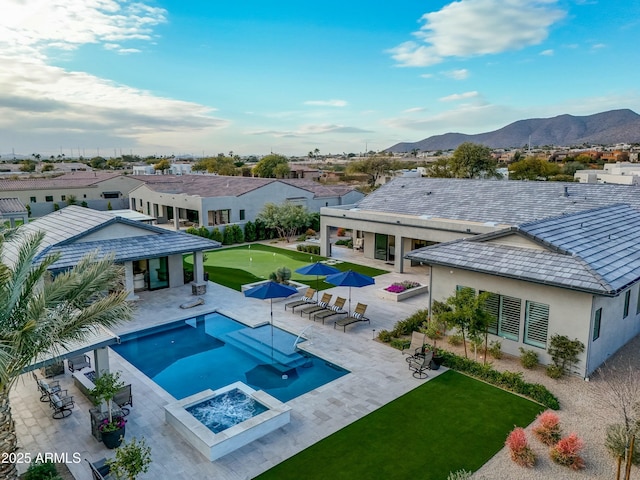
[0,172,121,191]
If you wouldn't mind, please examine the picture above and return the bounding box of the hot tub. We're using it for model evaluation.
[164,382,291,461]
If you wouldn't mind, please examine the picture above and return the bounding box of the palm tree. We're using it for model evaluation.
[0,227,134,480]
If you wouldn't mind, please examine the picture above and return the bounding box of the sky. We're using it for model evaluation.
[1,0,639,158]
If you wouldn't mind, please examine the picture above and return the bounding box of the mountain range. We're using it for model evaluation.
[387,109,640,153]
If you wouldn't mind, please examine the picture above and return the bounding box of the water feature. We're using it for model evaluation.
[186,388,267,434]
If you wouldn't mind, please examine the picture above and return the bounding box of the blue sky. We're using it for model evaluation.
[1,0,638,158]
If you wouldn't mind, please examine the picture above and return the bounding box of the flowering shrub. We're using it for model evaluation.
[505,427,536,467]
[99,416,126,433]
[384,281,421,293]
[532,410,562,446]
[550,433,585,470]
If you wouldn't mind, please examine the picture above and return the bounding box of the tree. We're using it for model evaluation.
[346,156,392,187]
[509,156,560,180]
[107,158,124,170]
[0,228,133,480]
[153,159,171,172]
[257,202,310,242]
[19,160,36,172]
[450,142,500,179]
[41,164,54,172]
[90,156,107,169]
[66,194,77,206]
[252,154,289,178]
[107,436,152,480]
[426,158,454,178]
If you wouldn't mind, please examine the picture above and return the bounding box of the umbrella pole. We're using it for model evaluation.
[270,299,274,364]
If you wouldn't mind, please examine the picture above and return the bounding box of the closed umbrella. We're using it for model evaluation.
[244,281,299,363]
[325,270,374,316]
[294,262,340,300]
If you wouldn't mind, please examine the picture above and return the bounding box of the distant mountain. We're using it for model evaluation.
[387,109,640,153]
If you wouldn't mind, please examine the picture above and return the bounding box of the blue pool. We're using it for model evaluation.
[112,312,349,402]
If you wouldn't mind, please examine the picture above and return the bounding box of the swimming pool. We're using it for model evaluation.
[112,312,349,402]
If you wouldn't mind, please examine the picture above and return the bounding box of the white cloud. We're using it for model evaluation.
[540,49,554,56]
[420,73,434,79]
[247,124,372,137]
[303,99,348,107]
[388,0,566,67]
[403,107,427,113]
[439,91,480,102]
[443,69,469,80]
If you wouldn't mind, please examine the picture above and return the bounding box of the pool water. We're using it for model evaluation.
[112,312,348,402]
[186,388,268,434]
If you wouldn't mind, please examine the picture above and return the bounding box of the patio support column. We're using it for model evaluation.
[123,261,138,301]
[320,224,331,257]
[94,347,110,414]
[173,208,180,230]
[394,234,404,273]
[191,250,207,295]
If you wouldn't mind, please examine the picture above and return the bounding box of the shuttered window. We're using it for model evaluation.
[524,301,550,348]
[499,295,522,341]
[482,292,500,335]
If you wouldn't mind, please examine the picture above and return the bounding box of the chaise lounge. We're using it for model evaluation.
[312,297,347,324]
[299,293,332,318]
[334,303,369,332]
[284,288,316,312]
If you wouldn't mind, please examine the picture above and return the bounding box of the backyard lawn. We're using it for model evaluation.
[254,370,543,480]
[185,244,388,291]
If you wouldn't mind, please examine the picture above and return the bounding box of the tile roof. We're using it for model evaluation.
[407,204,640,295]
[0,198,27,214]
[355,177,640,225]
[0,172,122,191]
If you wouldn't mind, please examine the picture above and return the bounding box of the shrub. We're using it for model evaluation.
[532,410,562,446]
[24,461,62,480]
[547,334,585,377]
[244,220,257,242]
[305,228,316,236]
[447,470,473,480]
[296,234,308,242]
[53,203,60,211]
[448,334,463,346]
[222,227,234,245]
[505,427,536,467]
[550,433,585,470]
[185,226,199,236]
[335,239,351,246]
[488,340,502,359]
[546,364,563,379]
[390,338,409,350]
[519,347,539,369]
[210,228,223,242]
[336,227,346,237]
[605,424,640,465]
[296,244,321,255]
[198,225,209,238]
[377,330,393,343]
[390,309,428,337]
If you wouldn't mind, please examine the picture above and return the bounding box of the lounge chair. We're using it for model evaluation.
[114,384,133,415]
[402,331,427,362]
[32,372,62,402]
[409,350,433,379]
[312,297,347,324]
[86,458,112,480]
[284,288,316,312]
[334,303,370,332]
[68,353,91,372]
[49,391,75,419]
[299,293,332,318]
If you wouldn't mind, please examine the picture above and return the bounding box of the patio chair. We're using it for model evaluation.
[86,458,112,480]
[409,350,433,379]
[284,288,316,312]
[114,384,133,415]
[402,331,427,362]
[312,297,347,324]
[32,372,62,402]
[68,353,91,372]
[299,293,332,318]
[49,391,75,419]
[334,303,370,332]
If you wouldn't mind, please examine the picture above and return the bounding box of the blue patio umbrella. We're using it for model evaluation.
[244,281,299,363]
[325,270,375,316]
[294,262,340,300]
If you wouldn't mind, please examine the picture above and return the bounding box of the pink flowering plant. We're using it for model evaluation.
[99,416,126,433]
[384,281,420,293]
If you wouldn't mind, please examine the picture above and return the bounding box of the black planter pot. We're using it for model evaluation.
[430,356,443,370]
[101,426,125,449]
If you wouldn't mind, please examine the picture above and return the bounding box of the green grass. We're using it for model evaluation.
[254,370,543,480]
[185,244,388,291]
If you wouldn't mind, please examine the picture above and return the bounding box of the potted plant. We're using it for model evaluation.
[107,437,152,480]
[91,371,127,449]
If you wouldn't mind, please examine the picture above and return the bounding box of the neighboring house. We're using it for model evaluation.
[406,204,640,379]
[128,175,364,230]
[0,197,28,226]
[575,162,640,185]
[320,178,640,273]
[0,172,144,216]
[2,206,220,300]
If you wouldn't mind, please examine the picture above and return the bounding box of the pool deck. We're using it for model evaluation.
[12,247,443,479]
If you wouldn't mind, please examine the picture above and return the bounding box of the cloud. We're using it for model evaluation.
[303,99,348,107]
[420,73,434,79]
[248,124,373,137]
[388,0,566,67]
[403,107,428,113]
[540,49,554,56]
[443,69,469,80]
[439,91,480,102]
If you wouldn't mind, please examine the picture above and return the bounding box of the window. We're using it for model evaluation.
[239,209,245,221]
[61,195,66,201]
[45,196,53,202]
[208,209,231,225]
[30,196,36,203]
[481,291,521,341]
[624,290,631,318]
[593,308,602,341]
[456,285,474,293]
[524,301,549,348]
[637,286,640,314]
[103,192,120,199]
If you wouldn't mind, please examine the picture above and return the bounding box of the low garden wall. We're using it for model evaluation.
[377,284,429,302]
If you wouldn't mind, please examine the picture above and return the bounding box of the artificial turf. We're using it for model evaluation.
[254,370,543,480]
[185,244,388,291]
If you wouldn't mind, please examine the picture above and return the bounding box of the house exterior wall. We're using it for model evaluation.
[168,253,186,287]
[78,223,158,242]
[429,265,594,377]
